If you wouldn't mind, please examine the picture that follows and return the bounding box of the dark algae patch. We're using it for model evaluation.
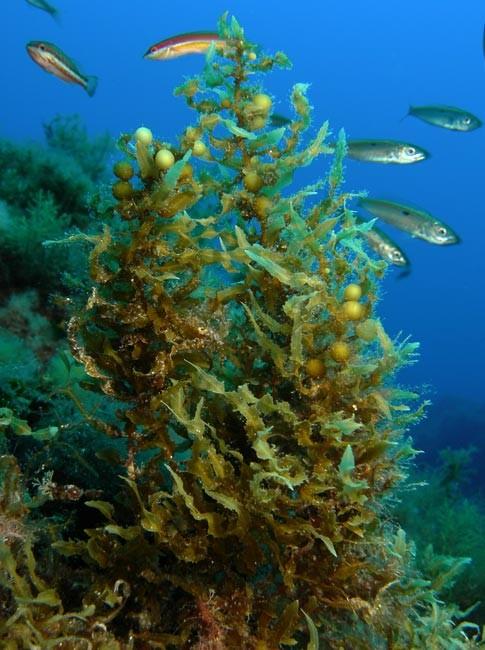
[0,15,482,649]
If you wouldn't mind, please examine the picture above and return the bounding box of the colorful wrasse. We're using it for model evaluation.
[359,198,460,245]
[25,0,59,19]
[26,41,98,96]
[406,105,482,131]
[346,140,429,164]
[144,32,225,60]
[357,218,410,267]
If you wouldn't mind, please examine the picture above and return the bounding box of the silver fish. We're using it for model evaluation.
[346,139,429,164]
[407,105,482,132]
[357,219,410,266]
[358,198,460,245]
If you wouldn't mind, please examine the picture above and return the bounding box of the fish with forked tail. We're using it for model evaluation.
[358,198,460,245]
[405,105,482,132]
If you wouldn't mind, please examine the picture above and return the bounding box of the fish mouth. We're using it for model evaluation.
[395,251,411,266]
[143,49,168,60]
[26,41,48,59]
[437,234,460,245]
[26,44,42,63]
[415,149,430,161]
[143,47,160,59]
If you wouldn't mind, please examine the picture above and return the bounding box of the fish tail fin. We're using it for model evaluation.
[85,76,98,97]
[399,106,412,122]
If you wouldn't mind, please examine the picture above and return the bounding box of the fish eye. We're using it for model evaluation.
[405,147,416,156]
[464,117,471,124]
[436,226,447,236]
[392,251,402,260]
[39,44,46,51]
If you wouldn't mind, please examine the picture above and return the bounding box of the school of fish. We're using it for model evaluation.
[23,0,485,275]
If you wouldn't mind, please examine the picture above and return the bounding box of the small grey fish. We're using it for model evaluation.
[25,0,59,19]
[406,105,482,131]
[346,140,429,164]
[357,218,410,266]
[358,198,460,245]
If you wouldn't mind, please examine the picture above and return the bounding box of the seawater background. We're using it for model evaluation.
[2,1,484,477]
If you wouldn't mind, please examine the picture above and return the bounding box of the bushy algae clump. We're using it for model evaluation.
[0,115,113,423]
[0,114,112,296]
[0,14,483,649]
[396,448,485,626]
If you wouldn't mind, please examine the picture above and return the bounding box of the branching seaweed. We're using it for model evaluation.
[0,14,482,649]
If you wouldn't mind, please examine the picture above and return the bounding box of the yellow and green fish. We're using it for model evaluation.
[26,41,98,96]
[25,0,59,19]
[144,32,225,60]
[359,197,460,245]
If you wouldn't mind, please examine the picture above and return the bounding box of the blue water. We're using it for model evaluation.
[3,1,484,431]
